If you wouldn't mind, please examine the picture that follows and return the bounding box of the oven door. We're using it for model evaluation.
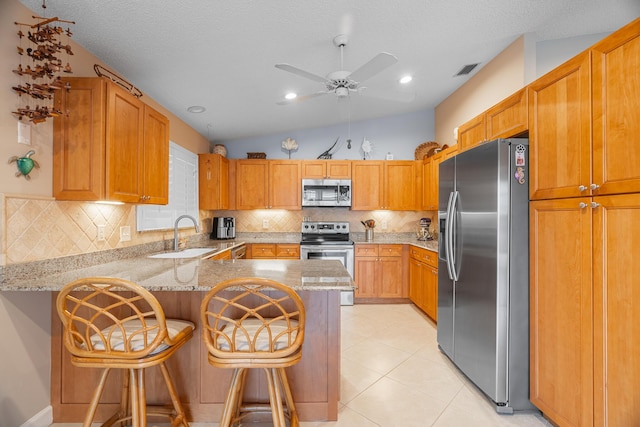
[300,244,354,305]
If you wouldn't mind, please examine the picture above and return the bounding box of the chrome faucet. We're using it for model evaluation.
[174,215,200,251]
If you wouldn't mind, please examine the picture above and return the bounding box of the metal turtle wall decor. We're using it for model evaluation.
[8,150,40,180]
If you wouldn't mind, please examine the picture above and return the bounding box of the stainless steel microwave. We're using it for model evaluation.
[302,179,352,207]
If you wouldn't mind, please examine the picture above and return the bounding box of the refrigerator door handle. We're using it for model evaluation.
[445,191,455,280]
[448,190,460,281]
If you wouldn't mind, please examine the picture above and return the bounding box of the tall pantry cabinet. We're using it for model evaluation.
[529,18,640,427]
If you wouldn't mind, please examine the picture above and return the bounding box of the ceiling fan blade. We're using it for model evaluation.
[275,63,329,83]
[348,52,398,83]
[357,87,415,103]
[276,91,330,105]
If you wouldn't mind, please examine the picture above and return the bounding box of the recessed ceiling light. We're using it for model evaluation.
[285,92,297,100]
[399,75,413,84]
[187,105,206,113]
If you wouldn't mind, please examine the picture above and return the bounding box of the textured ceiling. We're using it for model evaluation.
[18,0,640,143]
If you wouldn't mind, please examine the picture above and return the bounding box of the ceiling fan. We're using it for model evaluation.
[275,34,414,105]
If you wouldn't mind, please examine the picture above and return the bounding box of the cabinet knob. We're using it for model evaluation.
[590,202,600,208]
[590,183,600,190]
[578,185,587,192]
[579,202,588,209]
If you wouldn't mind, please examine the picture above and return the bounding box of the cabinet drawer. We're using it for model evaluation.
[409,246,438,267]
[355,244,379,257]
[378,244,402,257]
[251,243,276,258]
[276,244,300,258]
[208,249,231,260]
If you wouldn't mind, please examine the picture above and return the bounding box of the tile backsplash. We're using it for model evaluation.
[2,194,434,265]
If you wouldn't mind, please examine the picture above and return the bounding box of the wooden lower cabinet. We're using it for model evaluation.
[354,244,407,302]
[530,194,640,427]
[408,246,438,321]
[248,243,300,259]
[207,249,231,260]
[51,290,341,422]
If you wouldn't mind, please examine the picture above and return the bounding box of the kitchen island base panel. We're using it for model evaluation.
[51,290,340,423]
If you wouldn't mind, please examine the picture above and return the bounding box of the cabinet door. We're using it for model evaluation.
[199,154,229,210]
[528,52,591,200]
[593,194,640,426]
[592,20,640,196]
[529,198,593,427]
[485,88,528,140]
[378,256,403,298]
[408,257,422,306]
[106,83,145,202]
[423,266,438,321]
[269,161,301,209]
[53,77,107,200]
[301,161,326,179]
[384,161,417,210]
[301,160,350,178]
[141,105,169,204]
[236,160,269,209]
[276,244,300,259]
[326,161,351,178]
[354,257,378,298]
[458,113,485,152]
[352,161,383,210]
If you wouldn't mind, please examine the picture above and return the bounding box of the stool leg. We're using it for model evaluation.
[129,368,147,427]
[264,368,287,427]
[277,368,299,427]
[158,361,189,427]
[220,368,244,427]
[83,368,111,427]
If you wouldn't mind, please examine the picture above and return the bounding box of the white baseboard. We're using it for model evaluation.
[20,405,52,427]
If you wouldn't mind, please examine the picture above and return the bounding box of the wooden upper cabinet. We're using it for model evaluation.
[528,51,591,201]
[53,77,169,204]
[198,153,229,210]
[485,88,528,140]
[352,161,384,210]
[352,161,417,210]
[140,105,169,204]
[457,113,486,152]
[269,160,301,209]
[591,18,640,196]
[384,161,418,210]
[235,160,301,209]
[301,160,351,178]
[236,160,269,209]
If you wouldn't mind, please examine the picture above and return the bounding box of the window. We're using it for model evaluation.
[136,142,198,231]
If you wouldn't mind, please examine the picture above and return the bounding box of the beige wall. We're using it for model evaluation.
[0,1,208,424]
[434,35,529,147]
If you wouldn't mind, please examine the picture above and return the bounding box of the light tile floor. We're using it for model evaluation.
[52,304,552,427]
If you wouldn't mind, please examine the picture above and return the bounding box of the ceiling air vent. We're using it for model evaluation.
[455,63,479,77]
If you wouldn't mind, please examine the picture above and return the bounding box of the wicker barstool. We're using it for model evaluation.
[56,277,194,427]
[200,277,306,427]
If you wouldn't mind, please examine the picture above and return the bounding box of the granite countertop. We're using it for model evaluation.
[3,251,353,291]
[1,232,436,291]
[350,232,438,252]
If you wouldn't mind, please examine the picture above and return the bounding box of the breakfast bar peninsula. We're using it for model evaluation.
[4,254,352,423]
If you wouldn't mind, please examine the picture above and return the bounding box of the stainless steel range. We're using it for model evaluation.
[300,221,354,306]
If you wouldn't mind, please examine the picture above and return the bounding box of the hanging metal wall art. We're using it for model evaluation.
[8,150,40,180]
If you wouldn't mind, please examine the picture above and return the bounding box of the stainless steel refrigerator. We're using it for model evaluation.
[437,138,534,413]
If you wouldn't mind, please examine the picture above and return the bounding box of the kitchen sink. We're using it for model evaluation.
[147,248,214,259]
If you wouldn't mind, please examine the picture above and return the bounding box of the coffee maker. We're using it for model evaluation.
[416,217,433,241]
[211,217,235,240]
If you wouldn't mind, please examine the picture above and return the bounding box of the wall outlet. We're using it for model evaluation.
[381,220,388,230]
[262,219,269,229]
[96,225,106,241]
[120,226,131,242]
